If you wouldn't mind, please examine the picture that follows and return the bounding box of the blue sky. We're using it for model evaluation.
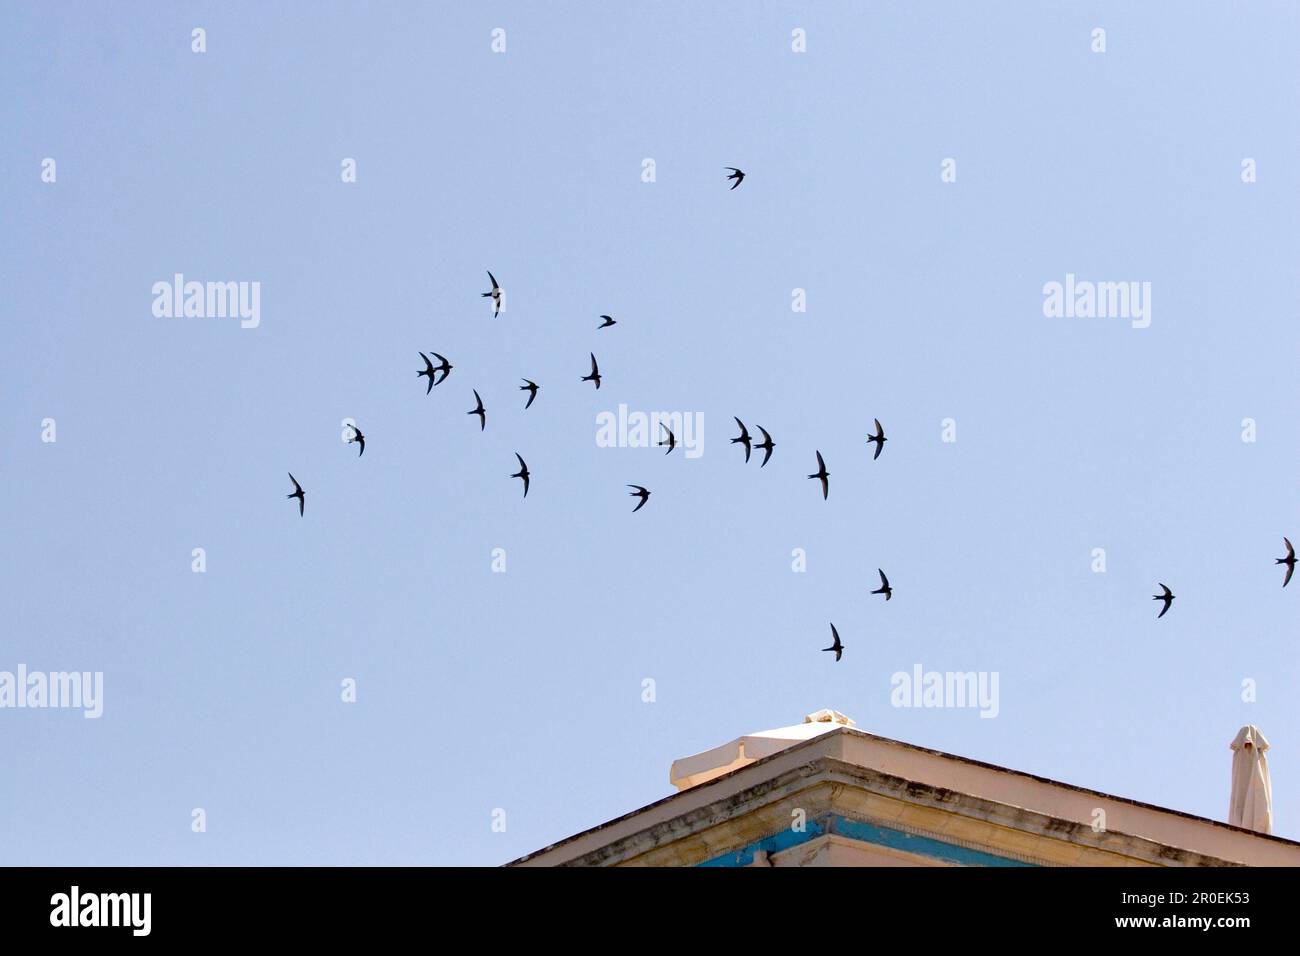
[2,2,1297,865]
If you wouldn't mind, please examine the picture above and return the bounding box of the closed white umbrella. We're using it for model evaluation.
[1228,725,1273,834]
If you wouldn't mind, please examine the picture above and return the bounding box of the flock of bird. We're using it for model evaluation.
[280,166,1296,662]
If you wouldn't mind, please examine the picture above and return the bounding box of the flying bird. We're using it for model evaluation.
[520,379,539,409]
[598,315,616,329]
[481,271,503,318]
[286,473,305,517]
[808,450,829,500]
[510,453,530,498]
[822,623,844,662]
[347,424,365,457]
[731,418,752,462]
[866,419,887,461]
[1153,583,1175,619]
[725,167,745,190]
[429,352,452,385]
[1277,537,1296,588]
[417,352,439,394]
[581,353,601,390]
[627,485,651,513]
[467,389,486,431]
[754,425,775,467]
[872,569,892,601]
[659,423,676,455]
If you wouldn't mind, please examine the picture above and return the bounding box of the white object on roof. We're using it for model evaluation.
[669,709,855,791]
[1228,725,1273,834]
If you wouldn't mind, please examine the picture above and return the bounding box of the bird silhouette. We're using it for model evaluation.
[417,353,440,394]
[872,569,892,601]
[510,453,530,498]
[481,271,502,318]
[866,419,887,461]
[754,426,775,467]
[628,485,650,513]
[520,379,539,409]
[1153,583,1175,619]
[659,423,676,455]
[808,450,829,500]
[725,167,745,189]
[822,623,844,662]
[468,390,486,431]
[286,473,305,517]
[347,424,365,457]
[1277,537,1296,588]
[731,418,752,462]
[582,353,601,390]
[429,352,452,385]
[598,315,616,329]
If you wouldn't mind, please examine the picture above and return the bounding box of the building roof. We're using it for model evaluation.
[510,718,1300,867]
